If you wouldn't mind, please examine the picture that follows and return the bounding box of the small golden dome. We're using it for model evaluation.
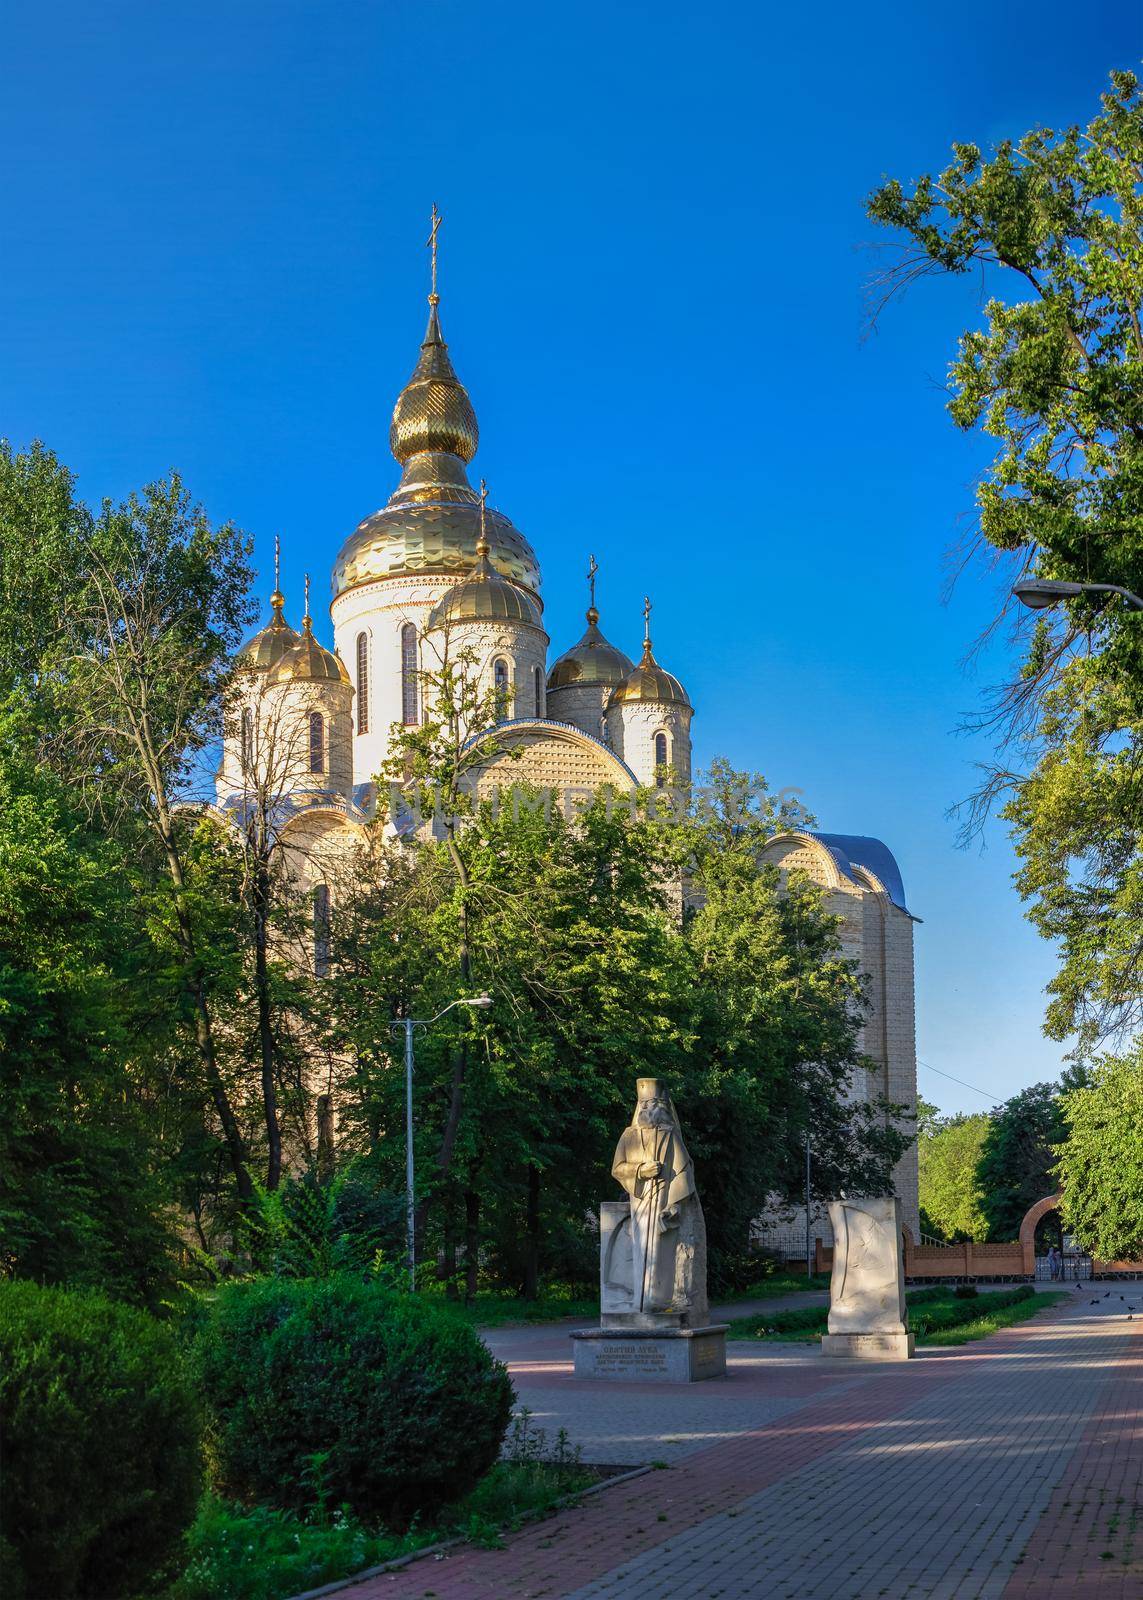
[268,599,351,687]
[427,484,544,631]
[238,591,301,672]
[389,305,479,464]
[609,641,690,708]
[547,617,634,689]
[428,570,543,630]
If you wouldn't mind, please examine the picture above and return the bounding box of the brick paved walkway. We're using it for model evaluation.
[349,1293,1142,1599]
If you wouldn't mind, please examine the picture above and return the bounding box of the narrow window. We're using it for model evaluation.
[356,632,369,734]
[654,731,668,785]
[313,884,331,978]
[401,623,419,725]
[533,664,543,718]
[494,657,509,721]
[309,711,325,774]
[240,706,253,767]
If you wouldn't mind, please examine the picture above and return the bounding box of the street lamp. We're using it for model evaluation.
[1013,577,1143,612]
[388,994,492,1290]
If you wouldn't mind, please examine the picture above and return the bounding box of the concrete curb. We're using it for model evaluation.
[284,1462,656,1600]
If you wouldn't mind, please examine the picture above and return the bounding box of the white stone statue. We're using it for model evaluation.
[600,1078,708,1329]
[822,1195,914,1359]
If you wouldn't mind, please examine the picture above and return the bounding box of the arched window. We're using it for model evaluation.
[493,657,510,721]
[240,706,253,767]
[355,632,369,734]
[309,711,325,774]
[313,884,331,978]
[533,664,543,718]
[401,623,419,725]
[654,731,669,785]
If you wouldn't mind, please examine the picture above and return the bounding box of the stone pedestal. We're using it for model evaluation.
[824,1195,914,1362]
[821,1330,915,1361]
[570,1324,728,1383]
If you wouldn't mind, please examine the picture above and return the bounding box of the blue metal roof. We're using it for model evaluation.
[809,832,915,918]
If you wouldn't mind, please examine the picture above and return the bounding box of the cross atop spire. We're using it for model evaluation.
[476,478,490,561]
[303,572,312,631]
[426,202,442,306]
[587,554,599,624]
[643,594,652,649]
[270,533,285,623]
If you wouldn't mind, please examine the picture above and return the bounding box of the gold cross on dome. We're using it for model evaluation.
[477,478,489,553]
[587,554,598,610]
[643,594,652,644]
[426,203,442,304]
[304,572,311,624]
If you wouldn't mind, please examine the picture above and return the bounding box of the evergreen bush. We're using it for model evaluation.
[0,1280,201,1598]
[194,1275,515,1525]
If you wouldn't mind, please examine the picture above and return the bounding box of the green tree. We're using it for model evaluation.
[917,1112,990,1241]
[867,70,1143,1054]
[1057,1051,1143,1259]
[0,736,178,1306]
[331,732,911,1296]
[977,1082,1067,1240]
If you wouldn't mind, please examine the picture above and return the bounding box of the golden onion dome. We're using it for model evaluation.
[547,609,634,689]
[389,304,479,463]
[333,299,541,600]
[238,590,301,672]
[609,639,690,708]
[268,594,351,686]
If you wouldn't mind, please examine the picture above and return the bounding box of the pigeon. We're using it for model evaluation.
[1105,1291,1112,1299]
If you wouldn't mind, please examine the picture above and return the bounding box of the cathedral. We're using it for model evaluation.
[216,236,920,1242]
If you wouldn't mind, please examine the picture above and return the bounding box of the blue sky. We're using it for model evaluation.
[3,1,1138,1114]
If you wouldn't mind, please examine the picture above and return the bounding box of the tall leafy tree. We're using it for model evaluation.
[867,70,1143,1054]
[917,1112,990,1241]
[1058,1051,1143,1258]
[977,1082,1069,1240]
[0,735,178,1305]
[53,477,258,1205]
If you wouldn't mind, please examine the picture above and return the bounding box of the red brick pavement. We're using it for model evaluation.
[1002,1319,1143,1599]
[353,1309,1088,1600]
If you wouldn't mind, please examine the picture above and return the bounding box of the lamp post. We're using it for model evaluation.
[1013,577,1143,613]
[389,994,492,1290]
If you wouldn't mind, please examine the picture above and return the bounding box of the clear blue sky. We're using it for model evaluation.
[3,1,1137,1114]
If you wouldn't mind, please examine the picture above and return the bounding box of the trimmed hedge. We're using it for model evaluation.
[194,1275,515,1525]
[0,1280,202,1598]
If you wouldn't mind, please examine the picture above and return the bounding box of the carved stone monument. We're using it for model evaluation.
[571,1079,727,1381]
[821,1195,915,1360]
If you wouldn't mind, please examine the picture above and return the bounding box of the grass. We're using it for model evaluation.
[725,1285,1070,1345]
[169,1410,594,1600]
[417,1271,831,1329]
[424,1286,600,1328]
[718,1271,830,1300]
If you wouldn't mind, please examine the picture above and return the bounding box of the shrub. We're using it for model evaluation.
[708,1245,786,1297]
[954,1283,980,1299]
[0,1280,201,1598]
[194,1275,515,1525]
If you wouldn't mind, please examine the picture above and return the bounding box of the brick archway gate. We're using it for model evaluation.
[1018,1192,1063,1274]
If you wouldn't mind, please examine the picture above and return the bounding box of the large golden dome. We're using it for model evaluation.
[333,302,541,600]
